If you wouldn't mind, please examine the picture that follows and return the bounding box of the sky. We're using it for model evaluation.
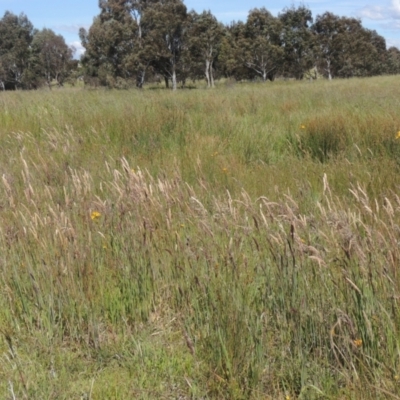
[1,0,400,57]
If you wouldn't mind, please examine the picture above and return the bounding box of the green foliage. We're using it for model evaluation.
[1,2,399,91]
[279,6,316,79]
[312,12,389,80]
[187,10,225,87]
[235,8,283,82]
[78,1,400,89]
[143,0,188,90]
[79,0,189,90]
[0,11,36,89]
[31,28,74,87]
[0,11,75,90]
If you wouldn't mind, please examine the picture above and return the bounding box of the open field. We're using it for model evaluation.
[1,77,400,399]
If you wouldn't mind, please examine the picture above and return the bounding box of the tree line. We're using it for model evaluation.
[1,1,400,90]
[79,0,400,89]
[0,11,77,90]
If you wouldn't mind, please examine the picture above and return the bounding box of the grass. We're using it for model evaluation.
[1,76,400,398]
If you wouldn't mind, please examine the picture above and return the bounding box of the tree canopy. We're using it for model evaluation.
[79,2,399,89]
[0,2,399,90]
[0,11,75,90]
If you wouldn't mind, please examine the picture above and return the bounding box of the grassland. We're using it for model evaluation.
[1,77,400,399]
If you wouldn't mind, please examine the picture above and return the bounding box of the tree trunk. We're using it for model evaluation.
[164,76,169,88]
[137,70,145,89]
[262,70,267,82]
[205,59,211,88]
[172,64,177,91]
[46,71,52,90]
[326,59,332,80]
[210,60,215,88]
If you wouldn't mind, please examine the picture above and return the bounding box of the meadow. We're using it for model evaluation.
[1,77,400,399]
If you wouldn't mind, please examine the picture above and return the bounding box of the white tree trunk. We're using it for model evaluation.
[326,59,332,80]
[172,65,177,91]
[205,59,211,88]
[210,60,215,88]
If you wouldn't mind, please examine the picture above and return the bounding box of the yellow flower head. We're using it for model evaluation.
[300,124,306,130]
[91,211,101,221]
[396,131,400,140]
[353,338,362,347]
[222,167,228,173]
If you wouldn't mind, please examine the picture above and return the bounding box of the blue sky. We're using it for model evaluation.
[1,0,400,57]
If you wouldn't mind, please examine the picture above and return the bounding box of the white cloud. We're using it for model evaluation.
[380,19,400,28]
[357,0,400,22]
[54,24,91,34]
[69,41,85,58]
[392,0,400,15]
[387,37,400,47]
[358,5,387,20]
[360,0,400,19]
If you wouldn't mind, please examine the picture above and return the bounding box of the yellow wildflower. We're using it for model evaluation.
[396,131,400,139]
[300,124,306,130]
[222,167,228,173]
[91,211,101,221]
[353,338,362,347]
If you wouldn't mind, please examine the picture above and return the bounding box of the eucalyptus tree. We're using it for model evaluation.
[142,0,188,90]
[119,0,159,87]
[279,6,316,79]
[218,21,250,80]
[0,11,36,89]
[238,8,283,81]
[31,29,74,88]
[386,47,400,74]
[311,12,340,79]
[331,18,386,78]
[368,30,387,75]
[186,10,225,87]
[79,18,133,86]
[79,0,140,86]
[312,13,387,79]
[80,0,188,89]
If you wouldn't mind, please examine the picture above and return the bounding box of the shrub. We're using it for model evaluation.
[293,114,351,162]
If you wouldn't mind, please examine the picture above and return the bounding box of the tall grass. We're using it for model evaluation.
[1,77,400,398]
